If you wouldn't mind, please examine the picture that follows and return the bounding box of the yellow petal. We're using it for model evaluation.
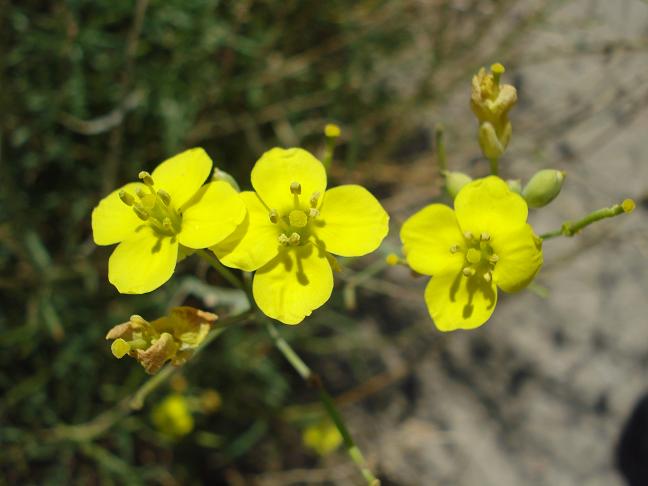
[401,204,465,276]
[211,191,280,271]
[151,147,212,209]
[253,243,333,325]
[492,223,543,292]
[178,181,246,249]
[92,182,144,245]
[424,271,498,332]
[109,226,179,294]
[251,147,327,212]
[454,176,528,238]
[314,185,389,257]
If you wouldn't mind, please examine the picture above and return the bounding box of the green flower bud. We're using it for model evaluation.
[212,168,240,192]
[522,169,566,208]
[445,171,473,199]
[507,179,522,194]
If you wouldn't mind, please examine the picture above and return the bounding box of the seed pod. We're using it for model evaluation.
[522,169,566,208]
[445,171,473,199]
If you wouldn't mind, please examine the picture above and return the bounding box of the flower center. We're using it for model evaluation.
[119,171,182,236]
[269,182,320,247]
[450,231,499,282]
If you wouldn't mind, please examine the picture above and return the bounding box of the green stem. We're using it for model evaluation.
[435,124,447,173]
[540,199,635,240]
[264,319,380,486]
[196,249,244,290]
[489,157,499,176]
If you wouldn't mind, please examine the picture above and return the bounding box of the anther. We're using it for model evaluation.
[310,192,321,208]
[462,267,476,277]
[449,244,460,254]
[278,234,289,246]
[288,232,301,245]
[135,187,147,199]
[290,182,302,195]
[488,254,499,264]
[309,208,319,218]
[483,272,492,282]
[157,189,171,206]
[289,210,308,228]
[138,171,154,186]
[133,204,149,221]
[480,232,491,241]
[269,209,279,224]
[464,231,473,241]
[119,190,135,206]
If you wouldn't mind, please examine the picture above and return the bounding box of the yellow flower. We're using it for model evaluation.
[302,418,343,456]
[401,176,542,331]
[212,147,389,324]
[92,148,246,294]
[151,394,194,439]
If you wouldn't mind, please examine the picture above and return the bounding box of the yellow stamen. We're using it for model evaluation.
[290,182,302,195]
[138,171,154,186]
[464,231,473,241]
[158,189,171,206]
[463,267,476,277]
[449,244,460,254]
[269,209,279,224]
[310,192,321,208]
[309,208,319,218]
[288,232,301,245]
[483,272,492,282]
[278,234,289,245]
[133,205,149,221]
[488,254,499,264]
[119,190,135,206]
[480,232,490,241]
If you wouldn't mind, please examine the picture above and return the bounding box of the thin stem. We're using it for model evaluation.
[264,319,380,486]
[435,124,447,173]
[489,157,499,176]
[196,249,244,290]
[540,199,635,240]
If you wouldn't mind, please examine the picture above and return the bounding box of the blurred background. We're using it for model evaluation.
[2,0,648,484]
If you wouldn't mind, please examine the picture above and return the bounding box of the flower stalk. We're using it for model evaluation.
[264,320,380,486]
[540,199,635,240]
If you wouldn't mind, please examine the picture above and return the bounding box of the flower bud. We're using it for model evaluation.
[324,123,341,138]
[445,171,473,199]
[212,168,240,192]
[522,169,566,208]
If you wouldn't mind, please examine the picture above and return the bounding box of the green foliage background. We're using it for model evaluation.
[0,0,439,483]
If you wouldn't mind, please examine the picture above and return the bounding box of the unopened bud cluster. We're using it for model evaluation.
[471,63,517,160]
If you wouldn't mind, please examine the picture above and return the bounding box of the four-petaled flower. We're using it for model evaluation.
[212,147,389,325]
[92,148,245,294]
[400,176,542,331]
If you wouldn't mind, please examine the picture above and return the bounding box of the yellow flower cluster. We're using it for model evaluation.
[93,146,389,325]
